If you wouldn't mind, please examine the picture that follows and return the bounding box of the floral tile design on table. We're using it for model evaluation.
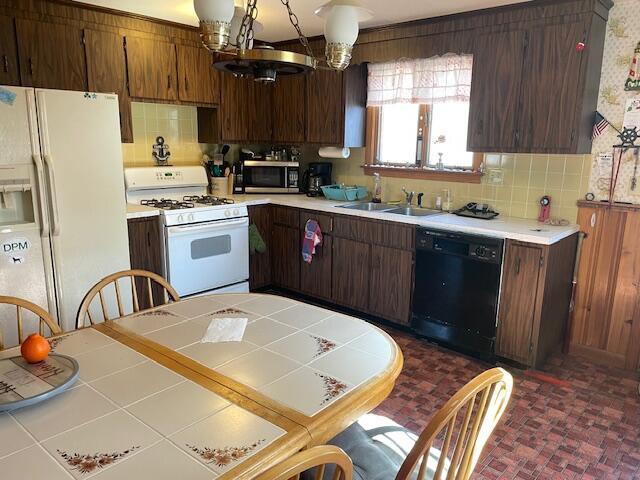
[170,404,285,474]
[115,309,185,335]
[187,440,265,468]
[316,373,348,405]
[259,366,353,416]
[57,446,140,475]
[265,331,340,365]
[312,336,337,358]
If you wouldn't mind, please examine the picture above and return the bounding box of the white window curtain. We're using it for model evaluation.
[366,54,473,106]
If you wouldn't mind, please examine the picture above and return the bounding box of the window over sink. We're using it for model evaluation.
[365,54,483,182]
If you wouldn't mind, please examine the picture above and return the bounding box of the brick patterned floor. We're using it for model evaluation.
[373,326,640,480]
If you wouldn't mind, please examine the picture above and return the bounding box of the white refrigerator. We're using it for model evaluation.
[0,86,130,341]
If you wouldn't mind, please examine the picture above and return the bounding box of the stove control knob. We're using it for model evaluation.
[233,208,239,216]
[225,210,231,217]
[177,214,184,223]
[475,246,487,257]
[187,213,195,222]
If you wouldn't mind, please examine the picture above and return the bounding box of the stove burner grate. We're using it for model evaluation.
[140,198,195,210]
[183,195,235,206]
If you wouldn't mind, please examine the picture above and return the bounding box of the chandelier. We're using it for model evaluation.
[193,0,372,82]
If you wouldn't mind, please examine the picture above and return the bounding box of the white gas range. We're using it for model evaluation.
[124,166,249,297]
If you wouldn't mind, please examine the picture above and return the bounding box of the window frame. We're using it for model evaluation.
[365,105,483,183]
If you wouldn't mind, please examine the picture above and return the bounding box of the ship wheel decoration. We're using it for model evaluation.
[616,126,639,148]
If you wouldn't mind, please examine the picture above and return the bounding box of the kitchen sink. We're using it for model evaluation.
[386,207,444,217]
[337,202,396,212]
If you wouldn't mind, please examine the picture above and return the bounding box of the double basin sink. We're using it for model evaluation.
[337,202,444,217]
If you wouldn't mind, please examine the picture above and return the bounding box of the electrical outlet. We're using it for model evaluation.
[488,168,504,185]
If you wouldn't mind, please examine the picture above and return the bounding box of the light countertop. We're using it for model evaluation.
[126,203,160,219]
[230,194,579,245]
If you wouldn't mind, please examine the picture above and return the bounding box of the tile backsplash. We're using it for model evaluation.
[327,149,592,222]
[121,102,214,167]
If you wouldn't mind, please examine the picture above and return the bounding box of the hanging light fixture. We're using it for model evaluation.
[194,0,235,51]
[229,5,263,49]
[315,0,372,70]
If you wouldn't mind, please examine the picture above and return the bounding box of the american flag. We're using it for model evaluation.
[592,111,610,139]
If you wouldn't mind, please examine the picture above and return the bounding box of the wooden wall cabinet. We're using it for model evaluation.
[127,216,164,310]
[15,19,86,91]
[306,64,367,147]
[497,235,577,367]
[84,29,132,143]
[177,44,220,104]
[468,11,607,154]
[125,36,178,101]
[218,75,272,143]
[571,203,640,370]
[0,15,19,86]
[272,75,306,144]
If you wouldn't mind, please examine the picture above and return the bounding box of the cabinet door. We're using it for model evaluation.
[247,80,273,142]
[219,75,248,141]
[248,205,272,290]
[271,224,300,291]
[369,245,413,325]
[0,15,19,86]
[177,44,220,104]
[332,237,369,311]
[272,75,305,143]
[467,29,526,152]
[307,69,343,145]
[300,235,332,300]
[518,19,585,152]
[126,36,178,101]
[84,29,132,143]
[127,217,164,310]
[496,243,542,364]
[16,19,86,90]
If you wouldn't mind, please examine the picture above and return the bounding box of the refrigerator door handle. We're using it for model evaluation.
[43,154,61,236]
[32,154,50,237]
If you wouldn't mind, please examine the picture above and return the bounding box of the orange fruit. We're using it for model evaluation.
[20,333,51,363]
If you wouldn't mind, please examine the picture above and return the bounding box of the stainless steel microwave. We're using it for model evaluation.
[242,161,300,193]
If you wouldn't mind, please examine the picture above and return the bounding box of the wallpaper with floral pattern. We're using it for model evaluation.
[590,0,640,202]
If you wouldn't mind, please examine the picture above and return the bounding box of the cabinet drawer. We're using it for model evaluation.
[273,206,300,228]
[333,215,413,250]
[300,210,333,233]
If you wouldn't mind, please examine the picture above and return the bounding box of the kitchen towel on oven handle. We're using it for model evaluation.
[302,219,323,264]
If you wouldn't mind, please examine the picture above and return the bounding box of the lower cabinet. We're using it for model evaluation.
[496,243,543,364]
[248,205,271,291]
[127,216,164,309]
[271,224,301,291]
[300,235,333,301]
[332,237,370,312]
[496,235,577,367]
[369,245,413,325]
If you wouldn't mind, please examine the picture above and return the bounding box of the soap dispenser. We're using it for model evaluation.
[372,173,382,203]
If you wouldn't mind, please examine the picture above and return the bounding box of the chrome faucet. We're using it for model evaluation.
[402,187,415,205]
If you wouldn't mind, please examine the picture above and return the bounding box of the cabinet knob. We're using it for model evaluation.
[2,55,8,73]
[590,213,596,228]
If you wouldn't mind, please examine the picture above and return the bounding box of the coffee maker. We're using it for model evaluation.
[302,162,333,197]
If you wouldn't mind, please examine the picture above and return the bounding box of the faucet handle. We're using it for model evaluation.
[417,192,424,207]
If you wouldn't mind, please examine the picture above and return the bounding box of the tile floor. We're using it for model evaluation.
[373,326,640,480]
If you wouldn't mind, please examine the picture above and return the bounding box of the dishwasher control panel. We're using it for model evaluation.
[416,228,503,264]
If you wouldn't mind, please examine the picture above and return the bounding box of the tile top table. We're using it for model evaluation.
[0,293,402,479]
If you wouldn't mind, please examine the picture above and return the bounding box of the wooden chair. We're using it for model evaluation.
[395,367,513,480]
[0,296,61,350]
[255,446,353,480]
[329,367,512,480]
[76,269,180,328]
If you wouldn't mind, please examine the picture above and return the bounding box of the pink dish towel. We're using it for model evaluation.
[302,219,323,264]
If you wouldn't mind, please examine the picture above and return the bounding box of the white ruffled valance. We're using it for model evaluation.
[366,54,473,107]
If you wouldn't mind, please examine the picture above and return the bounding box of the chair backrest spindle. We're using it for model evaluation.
[0,296,61,350]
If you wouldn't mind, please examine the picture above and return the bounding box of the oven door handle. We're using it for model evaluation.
[167,217,249,236]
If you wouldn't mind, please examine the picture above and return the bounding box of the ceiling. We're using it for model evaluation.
[73,0,531,42]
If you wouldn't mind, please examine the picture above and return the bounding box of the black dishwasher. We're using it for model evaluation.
[412,227,504,357]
